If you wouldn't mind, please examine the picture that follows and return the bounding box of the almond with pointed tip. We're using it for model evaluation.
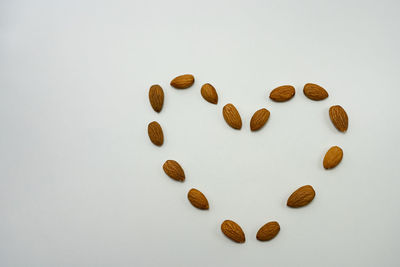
[323,146,343,169]
[147,121,163,146]
[221,220,245,243]
[329,105,348,132]
[256,221,280,241]
[170,74,195,89]
[163,160,185,181]
[148,85,164,112]
[303,83,329,101]
[222,103,242,130]
[287,185,315,208]
[187,188,209,210]
[250,108,270,131]
[201,83,218,104]
[269,85,295,102]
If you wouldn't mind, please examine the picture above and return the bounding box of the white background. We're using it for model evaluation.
[1,0,400,266]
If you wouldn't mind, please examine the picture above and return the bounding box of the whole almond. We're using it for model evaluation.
[329,105,348,132]
[303,83,329,101]
[323,146,343,169]
[287,185,315,208]
[223,103,242,130]
[250,108,270,131]
[187,188,209,210]
[148,85,164,112]
[147,121,164,146]
[269,85,295,102]
[221,220,245,243]
[170,74,195,89]
[256,221,280,241]
[163,160,185,181]
[201,83,218,104]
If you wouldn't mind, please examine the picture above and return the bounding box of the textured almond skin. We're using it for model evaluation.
[323,146,343,169]
[287,185,315,208]
[201,83,218,104]
[269,85,295,102]
[187,188,209,210]
[223,103,242,130]
[170,74,195,89]
[147,121,163,146]
[221,220,245,243]
[329,105,348,132]
[303,83,329,101]
[256,221,280,241]
[250,108,270,131]
[163,160,185,181]
[148,85,164,112]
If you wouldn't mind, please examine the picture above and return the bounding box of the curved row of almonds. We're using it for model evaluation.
[147,74,349,244]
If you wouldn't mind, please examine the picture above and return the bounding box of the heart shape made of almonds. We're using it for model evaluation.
[147,74,348,244]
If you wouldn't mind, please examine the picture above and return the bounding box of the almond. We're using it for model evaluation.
[163,160,185,181]
[221,220,245,243]
[201,83,218,104]
[148,85,164,112]
[170,74,195,89]
[147,121,163,146]
[329,105,348,132]
[222,103,242,130]
[287,185,315,208]
[256,221,280,241]
[323,146,343,169]
[187,188,209,210]
[269,85,295,102]
[303,83,329,101]
[250,108,270,131]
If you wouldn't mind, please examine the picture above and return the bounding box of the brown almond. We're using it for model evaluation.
[148,85,164,112]
[287,185,315,208]
[147,121,163,146]
[170,74,195,89]
[323,146,343,169]
[256,221,280,241]
[329,105,348,132]
[163,160,185,181]
[201,83,218,104]
[221,220,245,243]
[187,188,209,210]
[303,83,329,101]
[250,108,270,131]
[269,85,295,102]
[222,103,242,130]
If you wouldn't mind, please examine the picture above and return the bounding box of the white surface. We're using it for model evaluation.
[1,0,400,266]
